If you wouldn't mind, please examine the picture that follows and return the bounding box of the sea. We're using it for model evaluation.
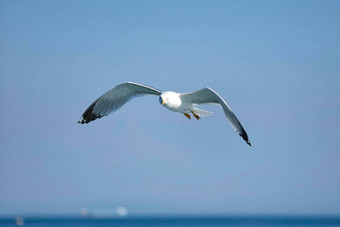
[1,216,340,227]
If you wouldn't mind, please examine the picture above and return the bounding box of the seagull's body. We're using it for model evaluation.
[159,91,212,120]
[78,82,251,146]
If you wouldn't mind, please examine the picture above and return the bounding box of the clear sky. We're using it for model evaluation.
[1,0,339,217]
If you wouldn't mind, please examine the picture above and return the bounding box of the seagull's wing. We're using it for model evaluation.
[78,82,162,124]
[181,88,251,146]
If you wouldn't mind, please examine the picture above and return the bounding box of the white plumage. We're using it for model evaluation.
[78,82,251,146]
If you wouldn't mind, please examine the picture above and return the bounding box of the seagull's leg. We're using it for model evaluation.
[184,113,191,120]
[191,111,201,120]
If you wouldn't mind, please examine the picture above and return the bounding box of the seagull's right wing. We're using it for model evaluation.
[78,82,162,124]
[181,88,251,146]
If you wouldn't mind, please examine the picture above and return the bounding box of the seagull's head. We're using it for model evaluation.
[159,92,181,109]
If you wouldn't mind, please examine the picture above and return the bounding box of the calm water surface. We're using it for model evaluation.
[1,216,340,226]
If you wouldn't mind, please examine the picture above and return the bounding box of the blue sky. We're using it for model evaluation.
[1,0,339,216]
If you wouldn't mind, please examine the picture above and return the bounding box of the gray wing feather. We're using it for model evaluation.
[78,82,162,124]
[181,88,251,146]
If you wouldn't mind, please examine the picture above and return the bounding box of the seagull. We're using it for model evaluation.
[78,82,251,146]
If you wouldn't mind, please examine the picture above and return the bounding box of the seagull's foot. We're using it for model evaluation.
[184,113,191,120]
[191,111,200,120]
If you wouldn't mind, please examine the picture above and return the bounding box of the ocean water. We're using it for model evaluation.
[1,216,340,227]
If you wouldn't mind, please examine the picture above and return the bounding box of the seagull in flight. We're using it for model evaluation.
[78,82,251,146]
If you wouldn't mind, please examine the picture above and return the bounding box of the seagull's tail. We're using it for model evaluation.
[192,107,213,117]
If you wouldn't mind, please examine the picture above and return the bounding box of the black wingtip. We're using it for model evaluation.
[78,114,103,125]
[242,134,251,147]
[78,100,103,125]
[238,127,251,147]
[78,119,88,124]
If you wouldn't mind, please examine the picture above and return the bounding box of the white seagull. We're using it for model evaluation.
[78,82,251,146]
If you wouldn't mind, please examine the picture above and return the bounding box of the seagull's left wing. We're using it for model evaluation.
[78,82,162,124]
[181,88,251,146]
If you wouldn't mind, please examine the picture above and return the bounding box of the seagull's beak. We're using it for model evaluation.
[162,100,165,105]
